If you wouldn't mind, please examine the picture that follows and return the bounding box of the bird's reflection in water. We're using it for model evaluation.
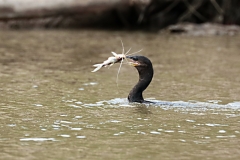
[134,104,153,114]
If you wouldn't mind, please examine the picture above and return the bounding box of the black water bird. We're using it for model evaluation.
[126,55,154,103]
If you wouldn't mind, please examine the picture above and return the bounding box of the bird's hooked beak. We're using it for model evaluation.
[126,56,141,67]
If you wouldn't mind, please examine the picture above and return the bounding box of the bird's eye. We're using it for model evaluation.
[132,57,138,61]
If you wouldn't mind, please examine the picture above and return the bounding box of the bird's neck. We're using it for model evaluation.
[128,67,153,103]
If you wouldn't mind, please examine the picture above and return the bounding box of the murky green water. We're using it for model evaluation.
[0,30,240,160]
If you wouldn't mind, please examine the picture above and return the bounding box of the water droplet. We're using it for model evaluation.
[74,116,82,119]
[216,135,236,138]
[52,125,60,128]
[110,120,121,123]
[60,120,72,124]
[218,130,226,133]
[137,131,146,135]
[20,138,57,141]
[75,101,83,104]
[68,104,81,108]
[113,132,125,136]
[34,104,43,107]
[179,139,186,142]
[150,131,161,134]
[59,134,70,138]
[186,119,195,123]
[83,82,98,86]
[71,128,82,131]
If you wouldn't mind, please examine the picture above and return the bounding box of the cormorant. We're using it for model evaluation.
[127,55,154,103]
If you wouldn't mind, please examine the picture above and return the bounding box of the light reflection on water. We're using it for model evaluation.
[2,99,240,159]
[20,97,240,144]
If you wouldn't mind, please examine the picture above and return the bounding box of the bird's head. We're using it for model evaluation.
[127,55,152,69]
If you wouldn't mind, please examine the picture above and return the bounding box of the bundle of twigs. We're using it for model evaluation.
[139,0,240,31]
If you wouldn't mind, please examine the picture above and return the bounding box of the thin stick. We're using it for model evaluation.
[120,39,124,55]
[116,58,124,86]
[116,39,132,86]
[179,0,206,22]
[210,0,224,14]
[116,39,143,86]
[116,39,125,86]
[125,48,132,55]
[126,49,143,56]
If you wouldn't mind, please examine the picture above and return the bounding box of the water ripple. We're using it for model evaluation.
[94,98,240,110]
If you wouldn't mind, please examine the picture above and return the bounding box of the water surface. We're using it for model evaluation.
[0,30,240,160]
